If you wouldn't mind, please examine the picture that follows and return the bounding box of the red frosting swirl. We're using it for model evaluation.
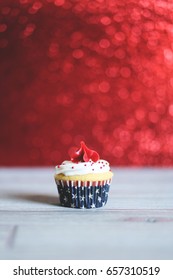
[69,141,100,163]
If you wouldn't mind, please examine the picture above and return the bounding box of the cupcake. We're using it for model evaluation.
[54,141,113,208]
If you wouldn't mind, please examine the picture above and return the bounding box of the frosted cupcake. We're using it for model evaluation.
[54,141,113,208]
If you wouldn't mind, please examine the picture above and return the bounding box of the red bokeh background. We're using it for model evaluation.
[0,0,173,166]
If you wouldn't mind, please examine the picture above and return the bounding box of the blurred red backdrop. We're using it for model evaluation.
[0,0,173,166]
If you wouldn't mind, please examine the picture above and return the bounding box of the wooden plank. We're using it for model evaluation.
[1,211,173,260]
[0,168,173,260]
[0,168,173,211]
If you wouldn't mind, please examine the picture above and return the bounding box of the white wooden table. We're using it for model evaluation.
[0,168,173,260]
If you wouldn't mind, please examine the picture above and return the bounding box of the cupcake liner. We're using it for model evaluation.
[55,179,112,208]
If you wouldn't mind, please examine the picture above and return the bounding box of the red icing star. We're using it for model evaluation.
[69,141,100,163]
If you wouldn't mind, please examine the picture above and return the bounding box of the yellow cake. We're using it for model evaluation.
[55,171,113,181]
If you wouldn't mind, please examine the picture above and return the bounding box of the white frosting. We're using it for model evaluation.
[55,159,110,176]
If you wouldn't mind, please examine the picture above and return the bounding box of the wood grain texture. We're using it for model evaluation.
[0,168,173,260]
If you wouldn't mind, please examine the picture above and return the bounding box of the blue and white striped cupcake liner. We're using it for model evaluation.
[55,179,112,208]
